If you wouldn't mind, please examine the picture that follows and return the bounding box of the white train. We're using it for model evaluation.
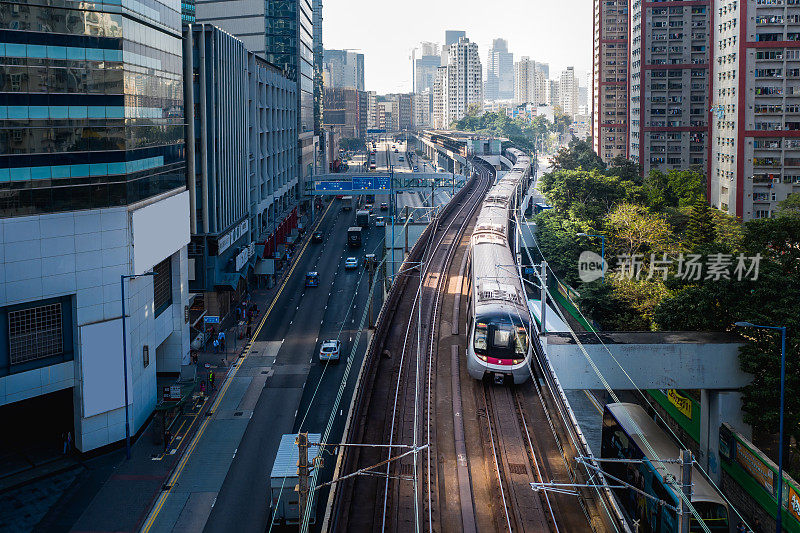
[466,150,534,384]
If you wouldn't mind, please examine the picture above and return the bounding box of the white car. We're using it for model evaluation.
[319,340,341,362]
[375,217,386,227]
[345,257,358,270]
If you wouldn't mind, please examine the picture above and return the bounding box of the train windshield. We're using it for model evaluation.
[690,502,729,532]
[473,316,529,358]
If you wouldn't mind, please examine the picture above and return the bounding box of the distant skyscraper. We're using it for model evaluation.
[414,42,442,94]
[514,57,546,105]
[558,67,579,116]
[323,49,365,91]
[536,62,550,79]
[486,38,514,101]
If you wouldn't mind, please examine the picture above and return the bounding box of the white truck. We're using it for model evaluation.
[269,433,322,526]
[341,195,353,211]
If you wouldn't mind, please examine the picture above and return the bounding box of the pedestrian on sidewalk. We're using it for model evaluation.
[212,338,219,354]
[218,330,226,352]
[209,370,215,391]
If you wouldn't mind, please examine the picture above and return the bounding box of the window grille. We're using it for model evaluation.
[9,303,63,365]
[153,258,173,317]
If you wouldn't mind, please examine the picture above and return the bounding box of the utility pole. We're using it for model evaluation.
[678,449,693,533]
[404,205,410,254]
[296,432,309,529]
[540,261,547,336]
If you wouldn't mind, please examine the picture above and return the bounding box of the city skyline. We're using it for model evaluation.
[323,0,592,94]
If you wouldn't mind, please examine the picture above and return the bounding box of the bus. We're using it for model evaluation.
[347,226,362,248]
[602,403,730,533]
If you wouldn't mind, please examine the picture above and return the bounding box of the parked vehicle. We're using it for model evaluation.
[319,339,341,362]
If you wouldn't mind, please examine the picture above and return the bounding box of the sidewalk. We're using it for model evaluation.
[67,210,320,533]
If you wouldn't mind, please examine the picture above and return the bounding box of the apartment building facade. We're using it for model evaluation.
[593,0,630,161]
[710,0,800,220]
[0,0,191,452]
[440,37,483,126]
[629,0,712,175]
[486,38,514,101]
[515,56,548,105]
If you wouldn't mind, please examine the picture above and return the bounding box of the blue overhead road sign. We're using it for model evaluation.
[313,174,391,195]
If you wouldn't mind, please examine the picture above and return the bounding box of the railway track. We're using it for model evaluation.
[328,155,619,533]
[331,159,492,532]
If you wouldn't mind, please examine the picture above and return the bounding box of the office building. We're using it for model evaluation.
[486,38,514,101]
[414,43,442,94]
[710,0,800,220]
[628,1,710,175]
[558,67,580,116]
[536,62,550,79]
[323,87,368,138]
[549,79,560,107]
[185,25,299,315]
[436,37,483,127]
[515,57,547,106]
[313,0,324,135]
[182,0,196,23]
[592,0,630,162]
[0,0,190,453]
[323,49,365,91]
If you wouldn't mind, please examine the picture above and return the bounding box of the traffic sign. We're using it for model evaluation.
[204,315,220,324]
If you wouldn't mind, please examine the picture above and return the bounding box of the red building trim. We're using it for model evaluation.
[736,0,748,219]
[643,0,709,5]
[642,63,709,70]
[744,130,800,138]
[746,41,800,49]
[642,126,708,132]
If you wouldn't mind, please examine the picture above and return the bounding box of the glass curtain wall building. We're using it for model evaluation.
[0,0,185,217]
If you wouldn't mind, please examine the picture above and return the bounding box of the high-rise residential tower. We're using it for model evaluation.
[486,38,515,101]
[558,67,580,116]
[442,31,467,64]
[592,0,629,162]
[628,1,711,175]
[313,0,324,135]
[710,0,800,220]
[0,0,190,452]
[440,37,483,126]
[514,57,547,105]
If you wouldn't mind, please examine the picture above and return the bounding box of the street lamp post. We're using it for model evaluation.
[576,233,606,280]
[735,321,788,533]
[120,271,157,460]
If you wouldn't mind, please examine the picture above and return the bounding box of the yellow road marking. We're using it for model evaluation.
[141,201,334,532]
[584,390,604,415]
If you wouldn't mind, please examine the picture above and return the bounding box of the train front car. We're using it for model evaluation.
[467,158,533,385]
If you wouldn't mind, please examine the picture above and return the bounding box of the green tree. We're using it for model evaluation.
[778,192,800,216]
[551,139,605,171]
[605,203,673,257]
[538,169,628,222]
[685,196,716,247]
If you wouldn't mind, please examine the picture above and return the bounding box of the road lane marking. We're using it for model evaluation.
[141,199,335,533]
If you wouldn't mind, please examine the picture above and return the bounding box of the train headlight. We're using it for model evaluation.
[477,354,488,362]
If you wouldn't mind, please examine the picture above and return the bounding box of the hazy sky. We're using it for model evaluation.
[323,0,593,95]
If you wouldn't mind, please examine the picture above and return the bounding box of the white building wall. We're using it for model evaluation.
[0,189,191,452]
